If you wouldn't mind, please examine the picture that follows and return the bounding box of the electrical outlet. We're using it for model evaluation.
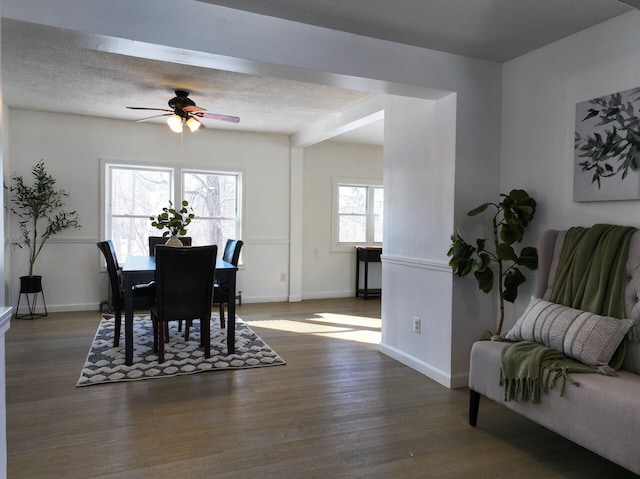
[280,272,287,282]
[413,316,421,334]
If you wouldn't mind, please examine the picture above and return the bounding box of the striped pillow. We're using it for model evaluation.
[505,296,634,367]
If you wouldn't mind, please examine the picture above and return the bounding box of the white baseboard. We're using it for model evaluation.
[379,342,468,389]
[301,290,355,300]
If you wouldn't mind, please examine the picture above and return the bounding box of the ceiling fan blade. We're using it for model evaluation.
[182,105,206,113]
[135,113,171,122]
[196,112,240,123]
[126,107,172,112]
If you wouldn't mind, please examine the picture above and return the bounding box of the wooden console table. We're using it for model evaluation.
[355,246,382,299]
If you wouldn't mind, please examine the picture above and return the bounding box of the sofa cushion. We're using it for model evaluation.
[505,296,634,367]
[622,335,640,374]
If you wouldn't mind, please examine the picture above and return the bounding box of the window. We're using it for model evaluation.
[332,178,383,249]
[182,169,242,250]
[103,162,242,260]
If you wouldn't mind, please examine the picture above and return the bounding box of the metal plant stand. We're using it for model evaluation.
[15,275,48,319]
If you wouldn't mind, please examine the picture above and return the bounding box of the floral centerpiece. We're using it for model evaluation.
[150,200,195,246]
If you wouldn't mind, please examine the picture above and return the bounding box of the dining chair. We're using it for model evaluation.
[151,245,217,363]
[213,239,243,328]
[97,240,155,347]
[148,236,192,256]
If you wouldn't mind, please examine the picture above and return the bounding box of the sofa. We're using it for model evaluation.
[468,228,640,476]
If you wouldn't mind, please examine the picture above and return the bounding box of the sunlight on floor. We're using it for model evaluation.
[247,312,381,345]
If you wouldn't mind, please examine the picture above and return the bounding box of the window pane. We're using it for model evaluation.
[112,167,171,215]
[188,218,236,250]
[111,217,159,258]
[183,172,237,218]
[339,215,366,242]
[338,186,366,214]
[374,187,384,243]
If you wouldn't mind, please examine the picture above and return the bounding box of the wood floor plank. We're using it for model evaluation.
[5,299,638,478]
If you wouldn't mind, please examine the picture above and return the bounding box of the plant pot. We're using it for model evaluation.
[165,234,183,247]
[16,275,48,319]
[20,275,43,293]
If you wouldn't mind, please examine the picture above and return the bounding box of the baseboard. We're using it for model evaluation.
[301,290,355,300]
[380,342,468,389]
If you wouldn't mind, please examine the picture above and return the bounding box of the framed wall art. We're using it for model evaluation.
[574,86,640,202]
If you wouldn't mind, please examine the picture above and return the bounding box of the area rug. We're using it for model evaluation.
[77,314,285,386]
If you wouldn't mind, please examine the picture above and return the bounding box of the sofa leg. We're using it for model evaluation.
[469,389,481,426]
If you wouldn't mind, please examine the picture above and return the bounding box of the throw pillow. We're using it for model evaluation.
[505,296,634,367]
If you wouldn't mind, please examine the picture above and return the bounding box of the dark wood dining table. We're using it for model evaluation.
[122,255,237,366]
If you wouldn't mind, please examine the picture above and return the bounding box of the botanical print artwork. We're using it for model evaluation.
[574,87,640,202]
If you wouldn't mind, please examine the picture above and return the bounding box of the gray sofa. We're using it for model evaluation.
[468,229,640,476]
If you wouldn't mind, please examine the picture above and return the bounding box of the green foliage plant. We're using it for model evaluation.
[447,189,538,336]
[150,200,195,237]
[575,88,640,189]
[7,160,81,277]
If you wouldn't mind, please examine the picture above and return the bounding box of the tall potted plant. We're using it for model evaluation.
[447,189,538,336]
[7,160,81,300]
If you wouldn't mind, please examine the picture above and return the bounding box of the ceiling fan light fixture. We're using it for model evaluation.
[186,116,202,132]
[167,114,183,133]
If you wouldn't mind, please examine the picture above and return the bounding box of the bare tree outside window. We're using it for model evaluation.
[105,163,241,261]
[183,171,240,254]
[110,166,172,258]
[337,184,383,245]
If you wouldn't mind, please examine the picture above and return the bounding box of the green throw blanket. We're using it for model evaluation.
[500,224,637,403]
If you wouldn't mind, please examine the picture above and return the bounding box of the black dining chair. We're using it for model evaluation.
[213,239,243,328]
[151,245,217,363]
[148,236,192,256]
[150,235,193,334]
[97,240,155,347]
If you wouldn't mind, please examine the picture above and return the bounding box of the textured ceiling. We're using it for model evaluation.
[1,25,373,138]
[1,1,635,145]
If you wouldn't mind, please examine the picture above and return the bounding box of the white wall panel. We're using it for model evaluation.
[501,10,640,330]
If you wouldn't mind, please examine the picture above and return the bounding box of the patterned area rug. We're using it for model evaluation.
[77,314,285,386]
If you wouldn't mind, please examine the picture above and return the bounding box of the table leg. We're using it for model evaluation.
[363,258,369,300]
[226,269,236,355]
[123,276,134,366]
[355,255,360,297]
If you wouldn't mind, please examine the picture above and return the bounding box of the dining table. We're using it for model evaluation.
[121,255,238,366]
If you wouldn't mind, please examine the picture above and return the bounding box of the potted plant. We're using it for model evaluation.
[446,189,538,336]
[149,200,195,246]
[7,160,81,308]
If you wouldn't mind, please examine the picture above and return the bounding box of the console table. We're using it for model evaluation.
[355,246,382,299]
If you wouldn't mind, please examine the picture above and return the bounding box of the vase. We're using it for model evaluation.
[165,234,183,247]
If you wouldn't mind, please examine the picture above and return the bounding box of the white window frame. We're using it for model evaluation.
[331,176,383,252]
[100,159,243,261]
[181,167,244,251]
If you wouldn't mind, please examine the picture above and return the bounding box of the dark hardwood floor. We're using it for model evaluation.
[5,298,637,478]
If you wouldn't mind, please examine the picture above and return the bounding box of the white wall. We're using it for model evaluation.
[5,110,293,308]
[5,109,387,311]
[302,141,383,299]
[380,94,463,386]
[500,11,640,330]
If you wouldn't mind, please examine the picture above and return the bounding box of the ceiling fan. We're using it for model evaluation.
[127,90,240,133]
